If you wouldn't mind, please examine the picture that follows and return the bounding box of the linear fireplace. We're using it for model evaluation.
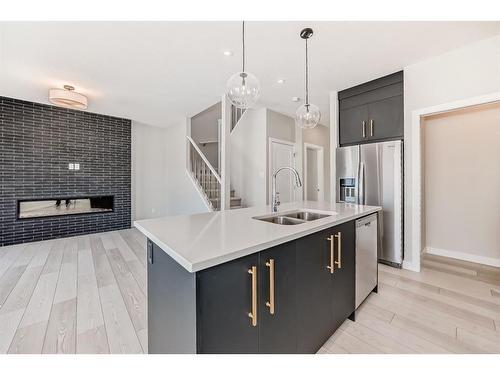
[0,96,131,246]
[17,196,114,219]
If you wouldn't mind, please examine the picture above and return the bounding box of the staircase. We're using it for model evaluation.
[206,183,243,210]
[187,136,243,211]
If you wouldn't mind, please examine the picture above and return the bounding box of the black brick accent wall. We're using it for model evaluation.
[0,96,131,246]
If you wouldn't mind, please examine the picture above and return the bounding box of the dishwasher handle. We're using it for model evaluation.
[356,213,377,228]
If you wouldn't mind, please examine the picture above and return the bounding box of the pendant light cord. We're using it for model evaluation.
[305,38,309,106]
[242,21,245,72]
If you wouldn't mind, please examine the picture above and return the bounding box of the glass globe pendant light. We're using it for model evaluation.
[295,28,321,129]
[225,21,261,109]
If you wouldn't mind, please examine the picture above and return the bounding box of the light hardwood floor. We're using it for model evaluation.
[1,229,499,354]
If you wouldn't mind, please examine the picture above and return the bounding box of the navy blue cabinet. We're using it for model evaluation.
[258,242,298,353]
[148,219,360,354]
[296,221,355,353]
[197,253,260,353]
[331,221,356,331]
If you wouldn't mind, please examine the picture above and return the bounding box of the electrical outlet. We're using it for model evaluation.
[68,163,74,170]
[74,163,80,170]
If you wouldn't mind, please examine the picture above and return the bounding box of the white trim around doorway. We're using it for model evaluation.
[303,142,325,202]
[409,91,500,272]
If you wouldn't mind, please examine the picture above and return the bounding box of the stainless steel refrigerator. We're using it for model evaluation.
[336,140,403,267]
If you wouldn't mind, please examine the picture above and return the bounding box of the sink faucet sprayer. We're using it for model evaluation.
[272,167,302,212]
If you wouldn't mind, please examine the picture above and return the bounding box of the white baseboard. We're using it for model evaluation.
[424,246,500,267]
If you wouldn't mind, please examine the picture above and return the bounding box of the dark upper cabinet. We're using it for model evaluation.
[367,95,403,142]
[330,221,356,330]
[258,241,298,353]
[339,104,369,146]
[339,71,404,146]
[295,227,335,353]
[196,253,260,354]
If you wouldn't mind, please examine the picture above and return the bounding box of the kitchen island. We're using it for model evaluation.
[134,201,381,354]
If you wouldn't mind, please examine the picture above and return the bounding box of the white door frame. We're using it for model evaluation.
[409,91,500,273]
[303,142,325,202]
[268,137,297,205]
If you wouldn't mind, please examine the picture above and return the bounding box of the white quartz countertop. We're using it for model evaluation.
[134,201,381,273]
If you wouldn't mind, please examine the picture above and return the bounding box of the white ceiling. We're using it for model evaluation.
[1,21,499,127]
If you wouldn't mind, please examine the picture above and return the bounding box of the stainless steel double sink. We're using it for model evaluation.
[253,210,333,225]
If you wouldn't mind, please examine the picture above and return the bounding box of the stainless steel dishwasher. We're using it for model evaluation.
[355,213,378,309]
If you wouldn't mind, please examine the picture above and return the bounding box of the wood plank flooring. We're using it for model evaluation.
[1,230,499,354]
[0,229,146,354]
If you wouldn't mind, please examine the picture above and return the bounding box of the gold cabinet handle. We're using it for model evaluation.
[248,266,257,327]
[334,232,342,269]
[362,120,367,138]
[265,259,275,315]
[326,235,334,274]
[370,119,374,137]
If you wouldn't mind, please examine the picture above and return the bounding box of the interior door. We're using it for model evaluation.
[270,140,296,204]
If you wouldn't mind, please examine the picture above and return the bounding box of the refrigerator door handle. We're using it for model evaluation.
[358,162,365,205]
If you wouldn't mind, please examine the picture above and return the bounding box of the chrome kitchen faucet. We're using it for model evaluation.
[272,167,302,212]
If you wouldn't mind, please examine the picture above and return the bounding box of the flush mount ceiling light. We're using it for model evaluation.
[49,85,88,110]
[223,50,233,56]
[225,21,261,109]
[295,28,320,129]
[277,79,285,84]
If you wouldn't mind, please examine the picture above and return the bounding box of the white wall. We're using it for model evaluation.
[266,109,296,143]
[230,108,268,207]
[190,102,221,168]
[131,120,208,222]
[164,120,210,216]
[132,121,169,221]
[231,108,330,207]
[423,103,500,266]
[266,109,330,204]
[403,34,500,268]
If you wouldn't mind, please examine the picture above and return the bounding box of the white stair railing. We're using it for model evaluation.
[187,136,222,211]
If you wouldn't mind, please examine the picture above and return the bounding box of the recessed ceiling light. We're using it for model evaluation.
[277,79,285,84]
[223,51,233,56]
[292,97,301,102]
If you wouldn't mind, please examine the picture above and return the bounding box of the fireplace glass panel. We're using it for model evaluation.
[18,196,114,219]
